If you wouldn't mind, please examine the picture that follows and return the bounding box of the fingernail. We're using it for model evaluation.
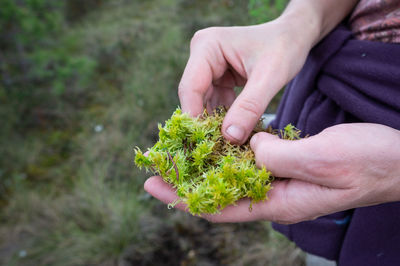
[226,125,245,141]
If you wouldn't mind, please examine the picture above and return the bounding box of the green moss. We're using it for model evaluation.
[135,107,300,215]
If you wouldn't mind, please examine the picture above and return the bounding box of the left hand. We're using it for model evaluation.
[144,123,400,224]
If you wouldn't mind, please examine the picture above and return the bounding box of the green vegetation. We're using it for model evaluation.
[135,108,300,215]
[0,0,301,265]
[136,108,270,214]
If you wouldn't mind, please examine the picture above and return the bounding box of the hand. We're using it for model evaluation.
[178,18,314,144]
[177,0,359,145]
[144,123,400,224]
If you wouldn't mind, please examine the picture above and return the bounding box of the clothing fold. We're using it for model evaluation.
[270,25,400,265]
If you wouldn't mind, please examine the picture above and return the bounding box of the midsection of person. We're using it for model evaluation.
[350,0,400,43]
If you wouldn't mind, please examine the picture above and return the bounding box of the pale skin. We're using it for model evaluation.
[144,0,400,224]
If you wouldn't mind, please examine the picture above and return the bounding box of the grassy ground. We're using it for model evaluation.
[0,1,302,265]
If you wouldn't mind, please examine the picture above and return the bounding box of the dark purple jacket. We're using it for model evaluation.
[271,25,400,265]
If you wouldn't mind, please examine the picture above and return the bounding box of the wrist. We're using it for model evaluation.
[275,2,322,48]
[275,0,359,47]
[274,13,319,51]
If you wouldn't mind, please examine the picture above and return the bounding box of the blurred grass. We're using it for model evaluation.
[0,0,301,265]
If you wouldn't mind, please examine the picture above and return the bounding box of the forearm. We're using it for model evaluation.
[277,0,359,48]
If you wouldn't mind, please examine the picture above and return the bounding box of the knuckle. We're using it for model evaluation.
[237,97,262,121]
[191,29,209,47]
[190,27,220,48]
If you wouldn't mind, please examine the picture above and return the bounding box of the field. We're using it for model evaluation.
[0,0,303,265]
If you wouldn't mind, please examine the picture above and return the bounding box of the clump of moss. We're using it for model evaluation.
[135,107,300,215]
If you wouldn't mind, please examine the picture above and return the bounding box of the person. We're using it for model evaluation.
[144,0,400,265]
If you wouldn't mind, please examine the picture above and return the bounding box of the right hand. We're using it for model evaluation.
[178,18,314,144]
[145,123,400,223]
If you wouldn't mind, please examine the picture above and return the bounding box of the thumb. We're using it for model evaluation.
[250,132,302,177]
[221,61,284,144]
[250,132,334,186]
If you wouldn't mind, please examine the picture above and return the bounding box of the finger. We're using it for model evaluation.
[213,67,246,89]
[250,132,347,188]
[215,86,236,109]
[250,132,303,177]
[144,176,264,221]
[206,86,236,112]
[201,180,301,223]
[178,30,227,117]
[206,178,356,224]
[204,85,215,114]
[145,176,354,223]
[212,70,242,109]
[145,175,270,222]
[205,69,242,112]
[144,176,187,210]
[201,198,265,223]
[222,59,285,144]
[178,57,213,117]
